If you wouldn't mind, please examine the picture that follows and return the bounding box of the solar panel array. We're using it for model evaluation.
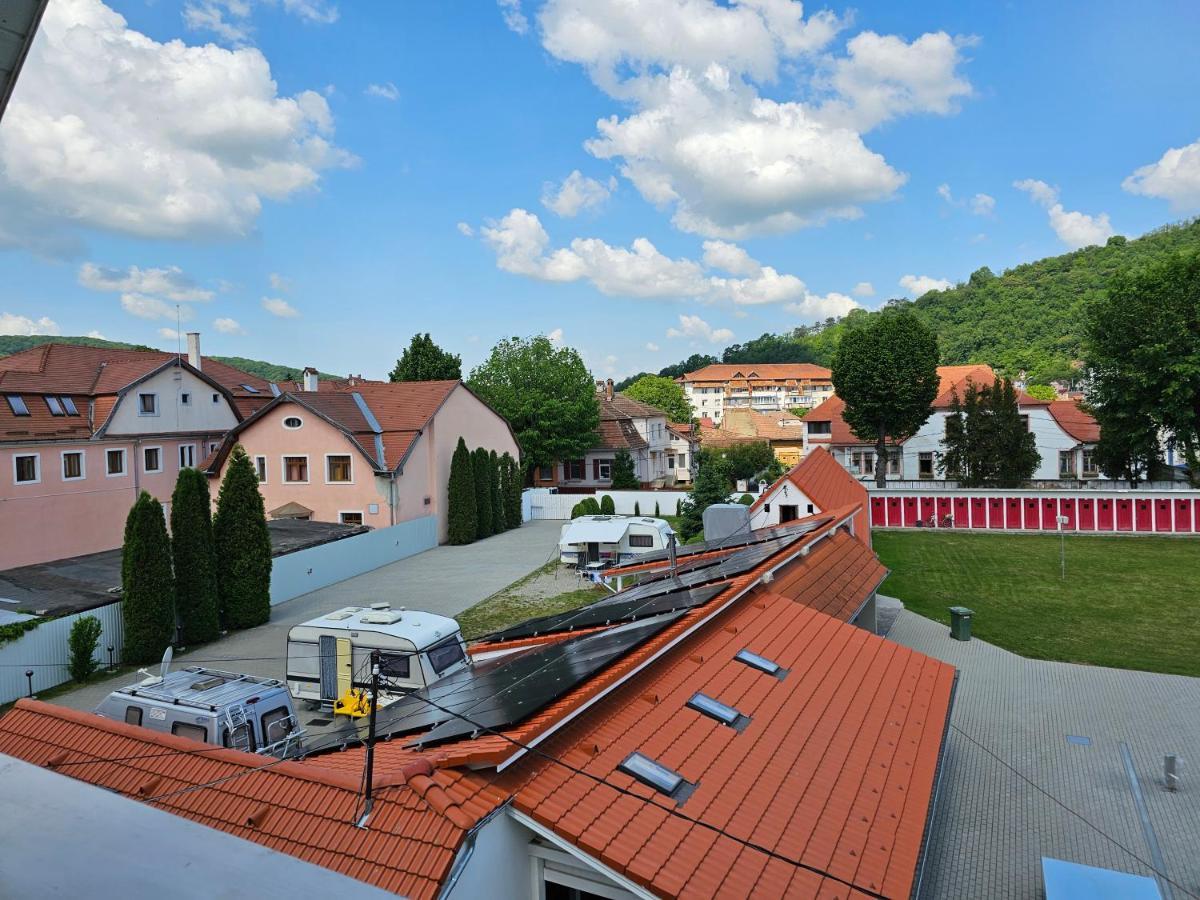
[616,517,826,568]
[371,612,685,747]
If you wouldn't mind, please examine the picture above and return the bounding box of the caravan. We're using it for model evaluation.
[558,515,675,566]
[285,603,469,706]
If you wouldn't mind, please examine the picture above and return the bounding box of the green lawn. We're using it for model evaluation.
[873,531,1200,677]
[455,560,608,640]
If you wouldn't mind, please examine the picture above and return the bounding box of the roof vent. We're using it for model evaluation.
[324,612,353,621]
[370,602,390,611]
[360,611,404,625]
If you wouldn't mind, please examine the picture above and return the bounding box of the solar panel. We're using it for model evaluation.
[371,612,685,747]
[480,583,725,642]
[616,517,823,568]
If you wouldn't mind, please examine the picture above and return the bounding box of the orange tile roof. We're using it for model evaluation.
[681,364,833,383]
[721,408,806,442]
[751,448,871,545]
[1047,400,1100,443]
[0,700,506,899]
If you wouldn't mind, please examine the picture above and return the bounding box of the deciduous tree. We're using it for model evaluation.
[677,455,733,541]
[448,438,477,544]
[213,447,272,630]
[170,467,220,645]
[121,491,176,664]
[623,375,692,423]
[389,333,462,382]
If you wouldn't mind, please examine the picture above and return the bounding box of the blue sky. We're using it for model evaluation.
[1,0,1198,381]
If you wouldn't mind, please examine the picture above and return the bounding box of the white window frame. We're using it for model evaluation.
[282,454,310,484]
[13,453,40,485]
[282,416,304,430]
[179,444,197,469]
[61,449,86,482]
[1058,450,1075,478]
[137,392,158,417]
[143,445,163,474]
[1082,448,1099,477]
[106,448,127,478]
[597,460,612,480]
[254,455,268,483]
[338,510,364,526]
[324,453,354,485]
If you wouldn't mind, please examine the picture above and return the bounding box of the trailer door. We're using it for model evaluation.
[319,634,338,702]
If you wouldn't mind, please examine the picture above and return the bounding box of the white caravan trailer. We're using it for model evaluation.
[558,515,675,566]
[286,602,469,707]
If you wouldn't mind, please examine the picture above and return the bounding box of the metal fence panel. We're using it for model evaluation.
[0,602,125,705]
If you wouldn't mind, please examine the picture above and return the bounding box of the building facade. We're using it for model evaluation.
[679,363,834,424]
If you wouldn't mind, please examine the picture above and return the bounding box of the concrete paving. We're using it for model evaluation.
[888,609,1200,900]
[54,520,563,714]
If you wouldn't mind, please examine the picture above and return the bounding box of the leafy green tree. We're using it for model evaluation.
[677,455,733,540]
[170,468,220,645]
[655,353,718,380]
[1086,250,1200,483]
[213,447,272,630]
[471,447,494,540]
[1024,384,1058,402]
[992,379,1041,486]
[501,452,523,529]
[1091,403,1165,486]
[600,494,615,514]
[68,615,103,682]
[121,491,176,664]
[469,336,599,477]
[623,375,692,423]
[389,333,462,382]
[832,310,940,487]
[701,442,777,483]
[939,379,1039,486]
[448,438,477,544]
[489,450,506,533]
[610,448,640,489]
[738,493,754,505]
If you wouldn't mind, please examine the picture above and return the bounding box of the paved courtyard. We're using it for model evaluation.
[888,609,1200,900]
[55,520,562,714]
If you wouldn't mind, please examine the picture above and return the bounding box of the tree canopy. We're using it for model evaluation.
[469,336,599,474]
[677,455,733,541]
[832,310,940,487]
[610,448,640,489]
[170,467,220,646]
[213,447,272,630]
[622,375,692,423]
[940,379,1040,486]
[447,438,477,544]
[121,491,176,664]
[389,333,462,382]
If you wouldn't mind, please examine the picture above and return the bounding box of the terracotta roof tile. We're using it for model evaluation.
[680,364,833,383]
[751,448,871,544]
[1046,400,1100,443]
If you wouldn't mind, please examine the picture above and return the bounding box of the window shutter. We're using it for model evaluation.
[593,458,600,479]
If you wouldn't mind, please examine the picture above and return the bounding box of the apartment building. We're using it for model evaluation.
[679,363,833,424]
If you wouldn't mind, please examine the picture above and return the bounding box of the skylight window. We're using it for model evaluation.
[45,396,64,416]
[617,752,694,803]
[736,649,786,678]
[6,395,29,416]
[686,692,747,730]
[240,384,260,394]
[60,397,79,416]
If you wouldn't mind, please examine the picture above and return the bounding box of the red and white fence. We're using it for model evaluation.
[869,489,1200,534]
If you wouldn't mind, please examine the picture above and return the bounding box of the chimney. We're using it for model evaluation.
[186,332,201,370]
[302,367,319,392]
[605,378,614,402]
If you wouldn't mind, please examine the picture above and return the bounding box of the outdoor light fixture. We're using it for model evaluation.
[24,669,34,699]
[107,645,115,672]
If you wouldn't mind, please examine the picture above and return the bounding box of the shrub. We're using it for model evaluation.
[600,494,615,515]
[170,467,220,646]
[213,447,272,631]
[68,615,103,683]
[654,501,660,517]
[610,449,640,489]
[122,491,176,664]
[739,493,754,505]
[490,450,506,533]
[675,499,682,515]
[472,447,494,540]
[448,438,477,544]
[570,501,584,519]
[581,497,602,515]
[634,501,641,516]
[501,452,522,529]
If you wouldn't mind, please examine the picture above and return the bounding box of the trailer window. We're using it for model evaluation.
[427,637,466,676]
[260,707,293,744]
[222,723,256,752]
[125,707,142,726]
[172,722,208,743]
[378,652,410,679]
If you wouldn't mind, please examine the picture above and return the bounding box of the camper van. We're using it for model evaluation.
[286,603,469,707]
[95,664,305,758]
[558,515,675,566]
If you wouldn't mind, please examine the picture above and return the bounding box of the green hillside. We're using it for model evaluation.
[0,335,342,383]
[640,217,1200,386]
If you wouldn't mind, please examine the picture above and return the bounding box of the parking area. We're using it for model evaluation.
[53,520,562,716]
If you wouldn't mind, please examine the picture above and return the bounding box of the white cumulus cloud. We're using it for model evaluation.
[269,272,292,291]
[456,221,474,237]
[0,0,354,255]
[1122,138,1200,212]
[970,193,995,216]
[645,341,660,351]
[853,281,875,297]
[122,294,194,321]
[365,82,400,101]
[497,0,528,34]
[184,0,338,43]
[159,327,182,340]
[1014,179,1113,249]
[541,171,616,217]
[0,313,60,336]
[214,317,246,334]
[547,327,564,343]
[899,274,952,297]
[262,296,300,318]
[667,314,734,345]
[78,264,214,302]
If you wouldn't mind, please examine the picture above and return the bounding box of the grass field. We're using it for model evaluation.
[873,530,1200,677]
[455,560,608,640]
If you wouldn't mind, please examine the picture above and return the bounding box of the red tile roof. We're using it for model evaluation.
[1046,400,1100,443]
[752,448,871,544]
[680,364,833,383]
[721,408,807,442]
[0,700,506,899]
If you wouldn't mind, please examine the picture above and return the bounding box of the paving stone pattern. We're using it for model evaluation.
[888,610,1200,900]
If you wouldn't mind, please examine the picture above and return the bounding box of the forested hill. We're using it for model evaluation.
[0,335,342,383]
[619,217,1200,389]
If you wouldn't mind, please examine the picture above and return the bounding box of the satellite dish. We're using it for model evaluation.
[137,646,174,687]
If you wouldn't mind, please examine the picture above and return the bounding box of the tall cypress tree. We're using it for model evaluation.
[213,446,272,630]
[472,447,494,539]
[489,450,506,533]
[448,437,477,544]
[501,452,522,529]
[170,468,221,645]
[121,491,176,664]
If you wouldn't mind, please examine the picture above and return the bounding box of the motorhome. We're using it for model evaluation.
[286,603,469,707]
[95,662,304,758]
[558,515,675,566]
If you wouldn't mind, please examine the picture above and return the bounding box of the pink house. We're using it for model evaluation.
[0,337,263,569]
[203,373,520,542]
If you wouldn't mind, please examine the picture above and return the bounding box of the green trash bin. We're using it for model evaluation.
[949,606,974,641]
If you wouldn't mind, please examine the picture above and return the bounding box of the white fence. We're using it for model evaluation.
[523,488,694,520]
[0,602,125,705]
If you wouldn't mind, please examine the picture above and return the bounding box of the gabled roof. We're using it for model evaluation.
[1046,400,1100,444]
[600,391,669,421]
[680,364,833,383]
[590,391,670,452]
[751,447,871,542]
[721,407,806,442]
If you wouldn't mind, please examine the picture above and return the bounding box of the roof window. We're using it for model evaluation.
[735,649,787,678]
[45,396,64,416]
[6,395,29,416]
[618,752,694,803]
[60,397,79,416]
[241,384,260,394]
[686,692,748,730]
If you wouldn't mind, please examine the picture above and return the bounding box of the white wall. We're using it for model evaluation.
[749,481,817,529]
[444,811,532,900]
[0,602,125,705]
[104,366,239,435]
